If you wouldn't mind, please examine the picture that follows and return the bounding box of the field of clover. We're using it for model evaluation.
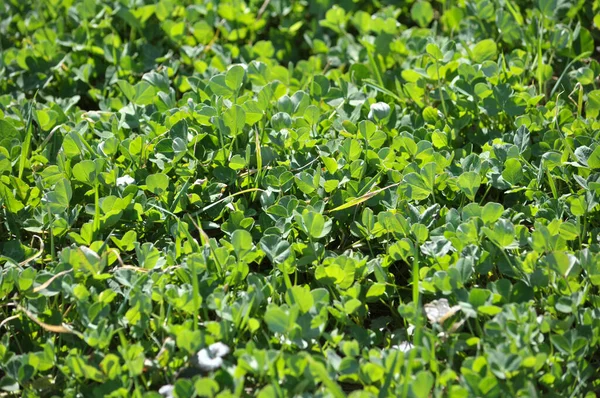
[1,0,600,397]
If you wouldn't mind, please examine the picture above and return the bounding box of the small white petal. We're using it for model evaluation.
[392,341,414,353]
[196,348,224,371]
[424,298,461,324]
[117,175,135,187]
[158,384,174,398]
[208,342,230,358]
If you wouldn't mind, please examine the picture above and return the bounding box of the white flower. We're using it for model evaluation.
[117,175,135,187]
[391,341,414,353]
[424,298,461,324]
[193,342,230,371]
[158,384,174,398]
[208,342,230,357]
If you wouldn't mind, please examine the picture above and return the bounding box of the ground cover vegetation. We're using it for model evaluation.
[1,0,600,396]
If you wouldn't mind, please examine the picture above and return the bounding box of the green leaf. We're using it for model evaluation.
[111,230,137,252]
[412,371,434,398]
[322,156,338,174]
[483,219,517,249]
[264,305,295,334]
[537,0,564,18]
[481,202,504,224]
[259,235,291,264]
[295,171,316,195]
[366,283,386,299]
[402,173,431,201]
[457,171,481,201]
[411,1,434,27]
[587,146,600,169]
[208,74,233,97]
[226,64,246,93]
[117,80,156,105]
[145,173,169,195]
[301,211,330,239]
[223,105,246,136]
[44,178,72,213]
[0,182,24,213]
[72,160,98,186]
[231,229,253,259]
[304,105,320,125]
[586,90,600,119]
[229,154,246,170]
[426,44,444,61]
[358,120,376,141]
[544,251,576,278]
[285,285,314,313]
[477,305,503,316]
[502,158,524,185]
[0,119,22,150]
[471,39,498,63]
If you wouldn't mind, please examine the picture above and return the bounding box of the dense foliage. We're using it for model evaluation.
[1,0,600,396]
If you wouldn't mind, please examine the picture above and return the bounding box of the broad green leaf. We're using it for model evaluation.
[0,182,24,213]
[301,211,331,239]
[146,173,169,195]
[285,285,314,313]
[426,43,444,61]
[208,74,233,97]
[231,229,253,259]
[412,371,434,398]
[72,160,98,186]
[587,90,600,119]
[295,171,316,195]
[259,235,291,264]
[587,146,600,169]
[366,283,386,299]
[483,219,517,249]
[358,120,376,141]
[502,158,523,185]
[229,155,246,170]
[223,105,246,136]
[117,80,155,105]
[411,1,434,27]
[402,173,431,201]
[43,178,72,213]
[457,171,481,201]
[481,202,504,224]
[304,105,320,125]
[264,305,295,334]
[226,65,246,93]
[0,119,22,150]
[471,39,498,63]
[544,251,576,278]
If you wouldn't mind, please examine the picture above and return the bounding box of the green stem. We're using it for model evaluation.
[402,244,422,398]
[189,264,201,329]
[536,18,545,98]
[93,184,101,240]
[545,169,558,200]
[367,50,385,89]
[435,59,448,117]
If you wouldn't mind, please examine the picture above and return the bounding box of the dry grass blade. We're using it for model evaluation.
[0,315,20,330]
[110,265,150,273]
[186,213,210,246]
[33,269,73,293]
[107,249,150,272]
[328,182,400,213]
[16,304,84,339]
[19,235,44,266]
[256,0,271,19]
[191,187,265,216]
